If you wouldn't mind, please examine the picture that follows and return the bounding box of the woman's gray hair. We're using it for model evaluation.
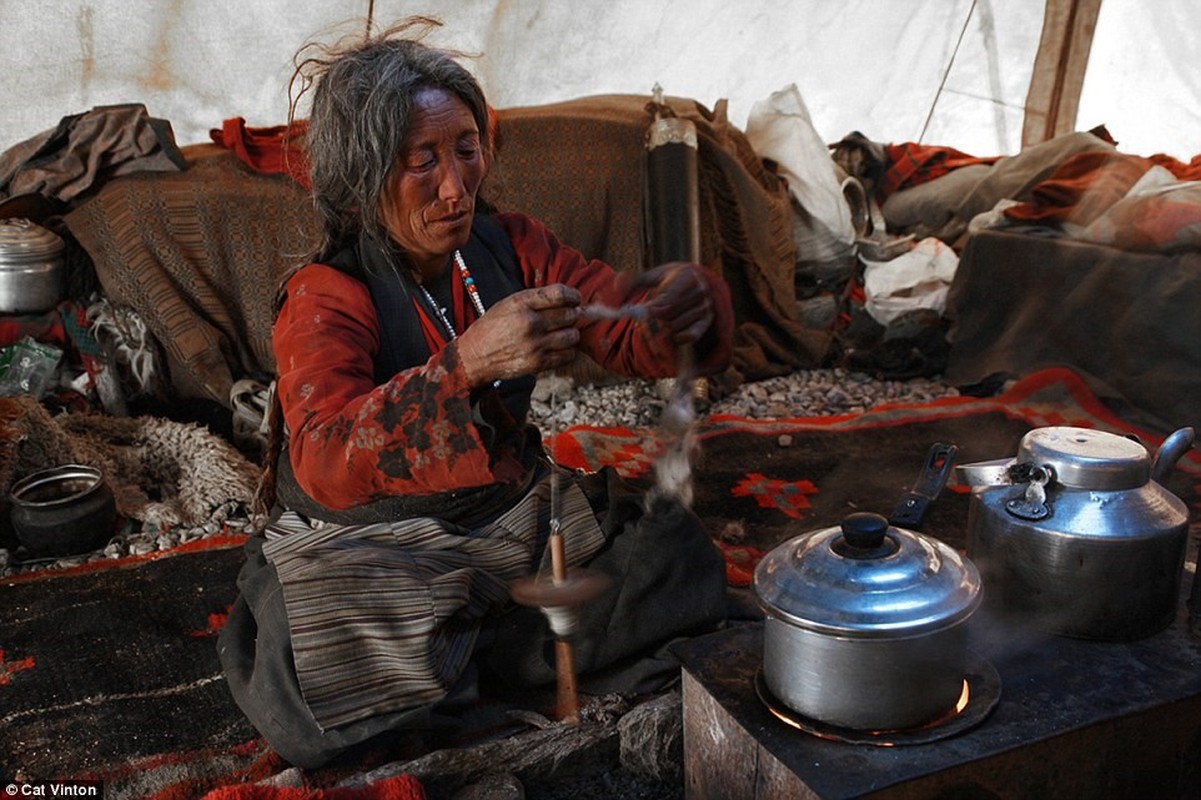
[289,18,490,261]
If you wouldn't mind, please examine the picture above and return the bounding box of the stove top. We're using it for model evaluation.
[676,604,1201,799]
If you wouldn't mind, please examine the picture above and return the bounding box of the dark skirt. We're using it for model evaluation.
[216,467,727,768]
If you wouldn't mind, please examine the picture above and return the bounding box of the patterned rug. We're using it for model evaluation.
[552,367,1201,578]
[1,367,1197,798]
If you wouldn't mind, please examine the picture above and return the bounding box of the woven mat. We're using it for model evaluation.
[2,367,1196,797]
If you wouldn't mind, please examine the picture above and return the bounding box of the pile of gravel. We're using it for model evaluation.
[3,369,957,576]
[530,367,959,433]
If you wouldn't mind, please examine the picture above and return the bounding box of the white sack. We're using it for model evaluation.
[861,237,959,326]
[744,83,855,263]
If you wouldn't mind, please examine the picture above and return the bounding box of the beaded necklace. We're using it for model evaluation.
[417,249,487,339]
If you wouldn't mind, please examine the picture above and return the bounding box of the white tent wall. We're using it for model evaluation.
[1077,0,1201,160]
[1,1,1197,163]
[0,0,1041,154]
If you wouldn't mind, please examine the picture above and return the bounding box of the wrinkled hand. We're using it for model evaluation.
[456,284,581,387]
[628,262,714,344]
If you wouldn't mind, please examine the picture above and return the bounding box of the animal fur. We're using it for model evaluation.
[0,396,261,530]
[829,130,889,197]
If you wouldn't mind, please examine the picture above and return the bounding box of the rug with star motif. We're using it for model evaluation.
[1,366,1197,797]
[548,367,1201,586]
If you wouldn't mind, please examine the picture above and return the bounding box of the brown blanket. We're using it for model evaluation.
[65,95,819,406]
[65,144,319,404]
[945,229,1201,433]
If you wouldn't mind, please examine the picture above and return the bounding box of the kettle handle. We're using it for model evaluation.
[1151,426,1195,485]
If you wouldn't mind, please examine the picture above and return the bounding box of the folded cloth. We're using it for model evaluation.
[1004,149,1201,227]
[0,103,185,204]
[1002,150,1156,226]
[210,117,311,187]
[201,773,427,800]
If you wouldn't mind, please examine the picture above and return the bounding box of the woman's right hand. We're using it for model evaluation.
[455,283,582,387]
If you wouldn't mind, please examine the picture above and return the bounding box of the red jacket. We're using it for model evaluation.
[273,211,734,509]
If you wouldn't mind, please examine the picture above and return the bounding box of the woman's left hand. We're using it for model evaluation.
[630,262,715,344]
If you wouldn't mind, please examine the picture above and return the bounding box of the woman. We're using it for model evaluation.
[218,20,734,768]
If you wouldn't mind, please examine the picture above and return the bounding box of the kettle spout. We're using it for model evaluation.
[955,458,1017,488]
[1151,426,1195,484]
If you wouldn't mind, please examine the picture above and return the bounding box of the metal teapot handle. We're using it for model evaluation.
[1151,427,1195,485]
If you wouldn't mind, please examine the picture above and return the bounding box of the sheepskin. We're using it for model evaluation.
[0,395,261,530]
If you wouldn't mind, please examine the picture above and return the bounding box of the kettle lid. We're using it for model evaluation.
[1018,426,1149,490]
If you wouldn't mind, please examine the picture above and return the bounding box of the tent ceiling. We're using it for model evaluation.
[1,0,1197,160]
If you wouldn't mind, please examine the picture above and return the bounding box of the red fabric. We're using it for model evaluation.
[1004,149,1201,225]
[274,211,735,509]
[1145,151,1201,182]
[201,773,426,800]
[0,309,70,351]
[212,108,506,189]
[1003,150,1154,225]
[210,117,311,188]
[876,142,1000,202]
[717,542,767,588]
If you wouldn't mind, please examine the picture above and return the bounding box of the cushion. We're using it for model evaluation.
[881,164,991,237]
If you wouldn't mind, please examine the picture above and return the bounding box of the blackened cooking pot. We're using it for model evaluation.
[10,464,116,558]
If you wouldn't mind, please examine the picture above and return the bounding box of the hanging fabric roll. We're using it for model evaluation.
[643,84,705,506]
[645,84,701,265]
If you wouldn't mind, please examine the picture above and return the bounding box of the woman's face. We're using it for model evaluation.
[380,86,485,276]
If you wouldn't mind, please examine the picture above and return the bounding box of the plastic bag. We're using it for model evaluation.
[0,336,63,398]
[744,83,855,263]
[861,237,960,326]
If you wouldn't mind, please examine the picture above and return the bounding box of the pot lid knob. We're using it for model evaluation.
[834,512,899,559]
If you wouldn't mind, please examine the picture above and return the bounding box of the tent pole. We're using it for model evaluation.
[918,0,978,144]
[1022,0,1104,148]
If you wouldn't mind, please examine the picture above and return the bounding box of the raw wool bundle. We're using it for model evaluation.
[86,297,162,399]
[0,395,263,532]
[645,379,701,511]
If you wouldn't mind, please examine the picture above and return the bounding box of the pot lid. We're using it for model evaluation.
[0,218,64,265]
[754,512,981,638]
[1017,426,1149,490]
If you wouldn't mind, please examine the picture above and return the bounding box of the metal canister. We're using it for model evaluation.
[0,218,65,314]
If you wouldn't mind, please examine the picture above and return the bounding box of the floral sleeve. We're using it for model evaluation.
[273,265,519,509]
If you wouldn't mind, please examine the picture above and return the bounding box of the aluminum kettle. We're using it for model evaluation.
[958,425,1193,641]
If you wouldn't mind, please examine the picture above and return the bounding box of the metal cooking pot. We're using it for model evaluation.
[755,512,981,731]
[959,425,1193,641]
[754,444,981,731]
[0,218,65,314]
